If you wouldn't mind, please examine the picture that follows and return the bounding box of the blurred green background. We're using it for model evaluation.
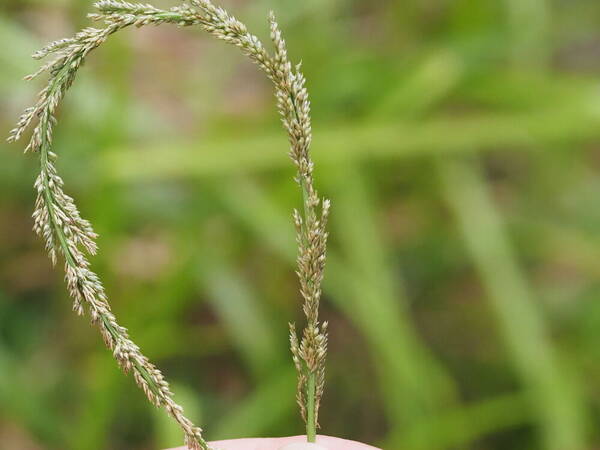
[3,0,600,449]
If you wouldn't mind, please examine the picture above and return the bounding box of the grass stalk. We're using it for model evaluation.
[306,371,317,442]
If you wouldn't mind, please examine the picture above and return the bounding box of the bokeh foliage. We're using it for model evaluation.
[2,0,600,449]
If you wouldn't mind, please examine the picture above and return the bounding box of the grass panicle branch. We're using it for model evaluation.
[9,5,214,449]
[9,0,329,446]
[269,14,330,443]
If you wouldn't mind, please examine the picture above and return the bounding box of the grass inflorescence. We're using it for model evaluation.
[9,0,329,447]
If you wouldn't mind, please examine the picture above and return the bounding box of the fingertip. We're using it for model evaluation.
[165,435,381,450]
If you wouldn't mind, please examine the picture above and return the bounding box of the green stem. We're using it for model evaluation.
[306,371,316,442]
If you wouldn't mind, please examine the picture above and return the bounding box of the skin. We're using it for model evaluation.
[167,435,381,450]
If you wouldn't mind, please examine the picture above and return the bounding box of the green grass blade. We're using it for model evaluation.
[436,156,588,450]
[104,100,600,180]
